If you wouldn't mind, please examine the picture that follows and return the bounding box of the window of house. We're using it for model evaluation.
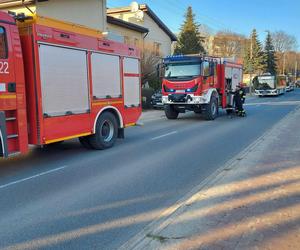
[0,27,8,59]
[134,38,139,48]
[124,36,130,45]
[153,42,161,56]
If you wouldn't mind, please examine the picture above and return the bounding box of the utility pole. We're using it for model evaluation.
[295,60,298,82]
[282,52,286,75]
[249,36,253,94]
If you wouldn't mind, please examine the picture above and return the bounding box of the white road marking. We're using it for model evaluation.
[151,131,178,141]
[0,165,68,190]
[245,100,300,106]
[139,116,166,123]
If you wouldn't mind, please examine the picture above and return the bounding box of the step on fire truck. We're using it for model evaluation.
[0,12,142,158]
[161,55,243,120]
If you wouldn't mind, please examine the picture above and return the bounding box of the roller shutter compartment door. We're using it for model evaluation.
[38,44,90,117]
[123,57,140,108]
[91,53,121,99]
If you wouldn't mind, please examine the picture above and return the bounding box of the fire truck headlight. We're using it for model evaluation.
[186,84,198,93]
[163,85,176,93]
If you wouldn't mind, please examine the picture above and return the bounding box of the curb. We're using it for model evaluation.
[119,105,300,250]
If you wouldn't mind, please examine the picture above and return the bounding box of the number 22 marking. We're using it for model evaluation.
[0,62,9,74]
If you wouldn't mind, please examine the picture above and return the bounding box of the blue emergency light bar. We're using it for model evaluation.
[163,55,202,64]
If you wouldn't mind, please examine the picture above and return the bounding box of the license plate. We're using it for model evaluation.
[176,90,185,93]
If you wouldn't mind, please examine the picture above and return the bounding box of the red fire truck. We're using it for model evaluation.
[161,55,243,120]
[0,12,141,158]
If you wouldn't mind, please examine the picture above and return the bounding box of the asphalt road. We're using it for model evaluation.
[0,90,300,250]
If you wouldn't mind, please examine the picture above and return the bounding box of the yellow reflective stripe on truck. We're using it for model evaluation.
[0,94,16,99]
[92,101,123,107]
[45,132,92,144]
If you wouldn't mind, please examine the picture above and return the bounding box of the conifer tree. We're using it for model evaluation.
[174,6,205,55]
[244,29,266,74]
[264,32,277,75]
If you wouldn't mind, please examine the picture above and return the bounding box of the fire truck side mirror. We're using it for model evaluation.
[156,63,164,78]
[11,12,34,22]
[209,62,216,76]
[202,61,210,77]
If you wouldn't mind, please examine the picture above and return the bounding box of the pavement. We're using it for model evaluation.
[121,104,300,249]
[0,90,299,250]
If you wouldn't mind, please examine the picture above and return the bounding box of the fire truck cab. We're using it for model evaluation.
[0,12,141,158]
[161,55,243,120]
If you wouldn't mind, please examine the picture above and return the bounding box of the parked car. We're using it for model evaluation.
[286,83,295,92]
[151,90,163,109]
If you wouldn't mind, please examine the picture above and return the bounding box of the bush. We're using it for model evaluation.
[148,76,161,91]
[142,88,155,109]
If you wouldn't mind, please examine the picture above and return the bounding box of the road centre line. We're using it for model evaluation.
[151,131,178,141]
[140,116,166,123]
[245,101,300,106]
[143,117,163,122]
[0,165,68,190]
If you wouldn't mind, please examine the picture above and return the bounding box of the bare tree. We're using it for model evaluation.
[271,31,298,52]
[271,31,298,74]
[199,24,213,37]
[211,31,247,59]
[279,51,300,75]
[141,47,161,90]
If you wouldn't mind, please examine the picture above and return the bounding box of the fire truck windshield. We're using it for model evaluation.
[164,63,201,79]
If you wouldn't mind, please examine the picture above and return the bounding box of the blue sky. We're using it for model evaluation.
[107,0,300,50]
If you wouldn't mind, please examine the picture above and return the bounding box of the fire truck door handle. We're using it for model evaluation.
[7,82,16,93]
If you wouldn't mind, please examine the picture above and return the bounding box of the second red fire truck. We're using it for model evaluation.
[0,12,142,158]
[161,55,243,120]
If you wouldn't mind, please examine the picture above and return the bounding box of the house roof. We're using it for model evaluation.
[107,15,148,34]
[0,0,47,8]
[107,4,177,41]
[0,0,33,7]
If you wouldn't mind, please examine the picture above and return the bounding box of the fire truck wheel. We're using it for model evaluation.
[79,136,93,149]
[164,105,179,119]
[204,96,218,120]
[89,112,118,150]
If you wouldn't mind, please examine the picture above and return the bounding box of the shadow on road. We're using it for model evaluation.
[2,162,299,250]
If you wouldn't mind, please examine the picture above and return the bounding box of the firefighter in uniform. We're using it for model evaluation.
[234,84,246,117]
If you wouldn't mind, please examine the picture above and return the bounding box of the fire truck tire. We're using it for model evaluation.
[164,105,179,119]
[89,112,118,150]
[204,96,218,120]
[79,137,93,149]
